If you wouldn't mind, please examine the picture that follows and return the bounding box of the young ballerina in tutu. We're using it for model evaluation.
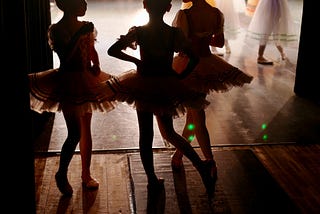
[29,0,116,196]
[107,0,217,197]
[245,0,299,65]
[171,0,253,176]
[211,0,246,55]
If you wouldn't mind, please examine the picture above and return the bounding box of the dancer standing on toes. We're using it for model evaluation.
[171,0,254,177]
[29,0,116,196]
[245,0,298,65]
[107,0,216,197]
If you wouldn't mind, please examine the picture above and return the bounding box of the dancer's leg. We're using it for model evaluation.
[171,110,194,168]
[192,109,214,161]
[80,113,99,188]
[55,111,80,195]
[156,114,216,197]
[257,44,273,65]
[136,110,159,185]
[276,44,286,60]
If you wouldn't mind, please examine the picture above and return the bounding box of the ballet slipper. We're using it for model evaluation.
[211,47,224,56]
[55,172,73,196]
[171,151,184,171]
[212,50,224,56]
[204,159,218,182]
[82,177,99,189]
[257,57,273,65]
[147,177,165,192]
[198,161,217,198]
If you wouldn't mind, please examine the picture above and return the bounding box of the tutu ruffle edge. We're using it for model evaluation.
[106,69,210,117]
[174,54,253,94]
[29,68,117,115]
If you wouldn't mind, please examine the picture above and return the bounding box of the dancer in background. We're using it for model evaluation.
[245,0,298,65]
[29,0,116,196]
[211,0,246,55]
[171,0,253,177]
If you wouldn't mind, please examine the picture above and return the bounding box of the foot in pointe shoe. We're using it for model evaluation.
[171,151,184,171]
[147,177,165,192]
[55,172,73,196]
[82,177,99,189]
[257,57,273,65]
[211,47,224,56]
[199,160,217,198]
[212,51,224,56]
[205,159,218,182]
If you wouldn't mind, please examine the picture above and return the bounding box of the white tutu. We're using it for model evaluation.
[245,0,299,46]
[215,0,246,40]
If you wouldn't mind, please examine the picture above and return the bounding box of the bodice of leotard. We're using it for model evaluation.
[120,26,190,76]
[172,8,224,57]
[48,21,96,73]
[188,32,213,57]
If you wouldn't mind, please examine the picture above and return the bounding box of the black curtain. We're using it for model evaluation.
[25,0,55,143]
[294,0,319,103]
[1,0,52,213]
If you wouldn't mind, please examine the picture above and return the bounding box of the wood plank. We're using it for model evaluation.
[254,144,320,213]
[35,154,132,213]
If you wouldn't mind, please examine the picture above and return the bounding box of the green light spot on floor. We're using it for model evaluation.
[188,135,195,142]
[262,134,268,141]
[261,123,267,130]
[187,123,195,131]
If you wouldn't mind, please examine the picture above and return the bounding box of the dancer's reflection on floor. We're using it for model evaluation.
[172,162,193,214]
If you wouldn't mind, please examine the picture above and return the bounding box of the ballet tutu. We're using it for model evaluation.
[245,0,298,46]
[106,69,210,117]
[29,68,116,115]
[215,0,244,40]
[173,53,253,94]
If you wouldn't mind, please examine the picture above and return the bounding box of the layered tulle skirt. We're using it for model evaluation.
[173,53,253,94]
[245,0,298,46]
[29,68,209,117]
[106,69,210,117]
[29,68,116,115]
[215,0,245,40]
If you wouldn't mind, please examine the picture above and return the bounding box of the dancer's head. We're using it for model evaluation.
[55,0,87,16]
[143,0,172,16]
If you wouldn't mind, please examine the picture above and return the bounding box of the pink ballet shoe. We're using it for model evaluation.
[82,178,99,189]
[211,47,224,56]
[212,51,224,56]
